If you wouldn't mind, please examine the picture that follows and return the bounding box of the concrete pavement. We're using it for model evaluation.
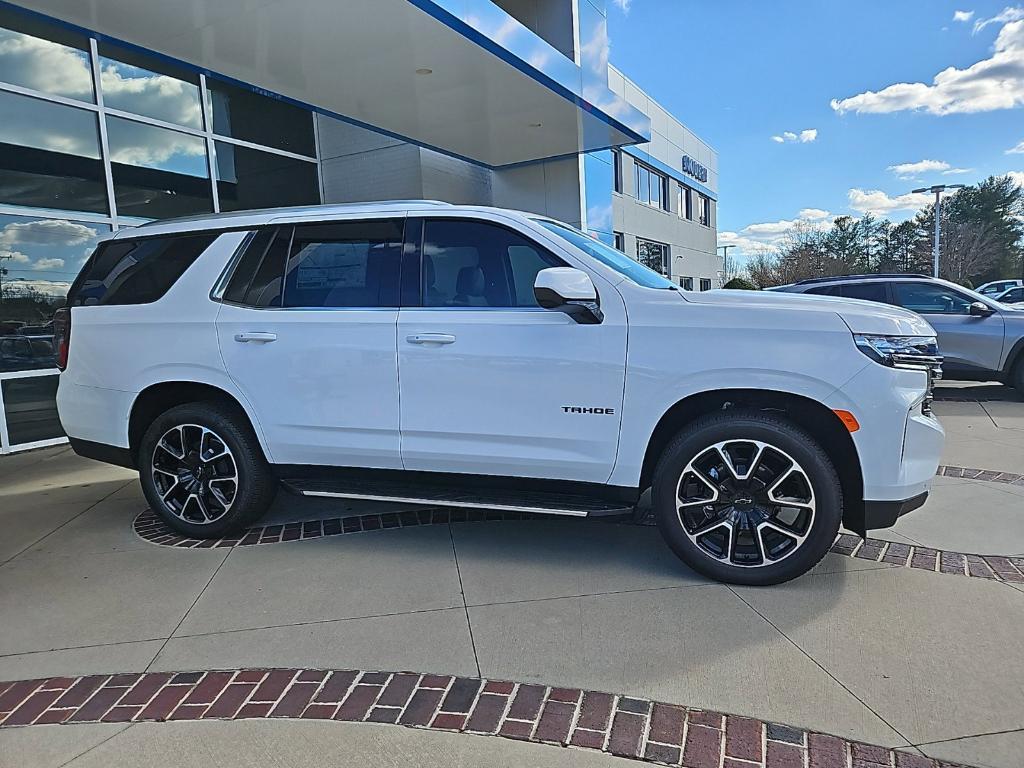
[1,390,1023,768]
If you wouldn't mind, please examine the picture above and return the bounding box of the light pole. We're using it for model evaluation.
[911,184,965,278]
[718,245,736,280]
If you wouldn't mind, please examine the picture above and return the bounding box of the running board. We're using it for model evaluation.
[280,478,633,518]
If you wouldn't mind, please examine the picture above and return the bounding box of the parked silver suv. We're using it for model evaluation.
[772,274,1024,391]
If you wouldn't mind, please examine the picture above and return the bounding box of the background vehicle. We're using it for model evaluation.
[0,335,56,372]
[773,274,1024,391]
[994,286,1024,306]
[56,203,943,586]
[978,279,1024,297]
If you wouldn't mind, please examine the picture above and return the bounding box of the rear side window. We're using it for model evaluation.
[839,282,887,303]
[223,227,291,308]
[806,285,840,296]
[283,220,403,308]
[68,233,217,306]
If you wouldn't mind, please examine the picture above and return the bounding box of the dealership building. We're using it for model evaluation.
[0,0,720,453]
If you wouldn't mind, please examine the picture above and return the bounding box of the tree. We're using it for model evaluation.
[723,277,758,290]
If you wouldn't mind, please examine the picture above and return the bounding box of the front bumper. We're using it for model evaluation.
[863,491,928,530]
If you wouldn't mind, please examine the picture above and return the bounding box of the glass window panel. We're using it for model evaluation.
[0,213,108,313]
[422,219,562,308]
[636,237,669,275]
[98,42,202,128]
[69,233,217,306]
[0,90,107,214]
[650,171,662,209]
[215,141,319,212]
[893,282,973,315]
[105,115,211,219]
[1,374,64,444]
[0,8,94,101]
[839,282,887,303]
[283,220,403,308]
[207,79,315,156]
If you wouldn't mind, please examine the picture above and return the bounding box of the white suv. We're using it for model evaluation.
[55,202,944,585]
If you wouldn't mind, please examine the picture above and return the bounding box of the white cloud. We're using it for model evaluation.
[831,19,1024,115]
[954,10,975,22]
[771,129,818,143]
[32,258,66,271]
[887,159,951,178]
[0,219,98,248]
[973,6,1024,32]
[1007,139,1024,153]
[610,0,632,12]
[848,188,933,215]
[719,209,833,256]
[1008,170,1024,186]
[0,249,29,264]
[2,278,72,298]
[942,167,974,175]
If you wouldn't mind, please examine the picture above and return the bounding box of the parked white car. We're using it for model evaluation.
[55,202,944,585]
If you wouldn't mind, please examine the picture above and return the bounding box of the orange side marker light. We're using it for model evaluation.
[833,410,860,433]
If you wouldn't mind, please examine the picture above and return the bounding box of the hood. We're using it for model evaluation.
[685,289,936,337]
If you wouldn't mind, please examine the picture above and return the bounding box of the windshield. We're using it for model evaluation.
[535,220,676,290]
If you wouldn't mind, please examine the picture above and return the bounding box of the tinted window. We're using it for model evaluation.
[98,42,202,128]
[999,288,1024,303]
[806,285,841,296]
[840,282,887,303]
[106,116,212,219]
[423,220,562,308]
[233,228,291,308]
[69,233,217,305]
[223,227,278,305]
[0,90,107,214]
[0,9,94,101]
[207,79,315,156]
[893,282,973,315]
[283,220,403,308]
[214,141,319,212]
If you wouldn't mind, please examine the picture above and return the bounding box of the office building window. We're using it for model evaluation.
[215,142,320,212]
[680,277,693,291]
[0,8,94,101]
[98,42,203,129]
[698,194,710,226]
[612,150,622,193]
[678,183,693,220]
[633,160,668,211]
[700,278,712,291]
[613,232,624,251]
[206,78,316,157]
[636,238,669,275]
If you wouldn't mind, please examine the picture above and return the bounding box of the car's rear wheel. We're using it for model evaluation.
[139,402,276,538]
[653,409,843,585]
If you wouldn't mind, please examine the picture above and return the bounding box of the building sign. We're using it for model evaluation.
[682,155,708,183]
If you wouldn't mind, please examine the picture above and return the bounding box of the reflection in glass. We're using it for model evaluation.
[0,212,108,306]
[98,42,202,128]
[105,116,211,219]
[207,79,315,156]
[0,8,94,101]
[636,237,669,275]
[215,141,319,212]
[1,375,64,444]
[0,90,107,214]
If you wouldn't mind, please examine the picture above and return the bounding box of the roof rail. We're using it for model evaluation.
[793,273,928,286]
[136,200,453,228]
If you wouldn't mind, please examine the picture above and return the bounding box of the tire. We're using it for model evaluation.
[1010,359,1024,393]
[138,401,277,538]
[652,409,843,586]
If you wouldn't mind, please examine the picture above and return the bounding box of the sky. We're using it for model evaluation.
[606,0,1024,266]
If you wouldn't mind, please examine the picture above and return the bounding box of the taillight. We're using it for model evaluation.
[53,307,70,371]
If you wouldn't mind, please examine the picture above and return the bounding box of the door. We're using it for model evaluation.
[216,218,405,468]
[890,281,1005,373]
[397,217,627,483]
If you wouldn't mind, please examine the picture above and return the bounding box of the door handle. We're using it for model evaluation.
[234,332,277,344]
[406,333,456,346]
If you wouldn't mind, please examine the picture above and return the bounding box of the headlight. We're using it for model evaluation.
[853,334,943,415]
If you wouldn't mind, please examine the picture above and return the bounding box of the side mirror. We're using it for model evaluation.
[534,267,604,325]
[969,301,995,317]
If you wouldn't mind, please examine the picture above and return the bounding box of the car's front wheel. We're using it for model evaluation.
[138,402,276,538]
[1010,358,1024,393]
[653,409,843,585]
